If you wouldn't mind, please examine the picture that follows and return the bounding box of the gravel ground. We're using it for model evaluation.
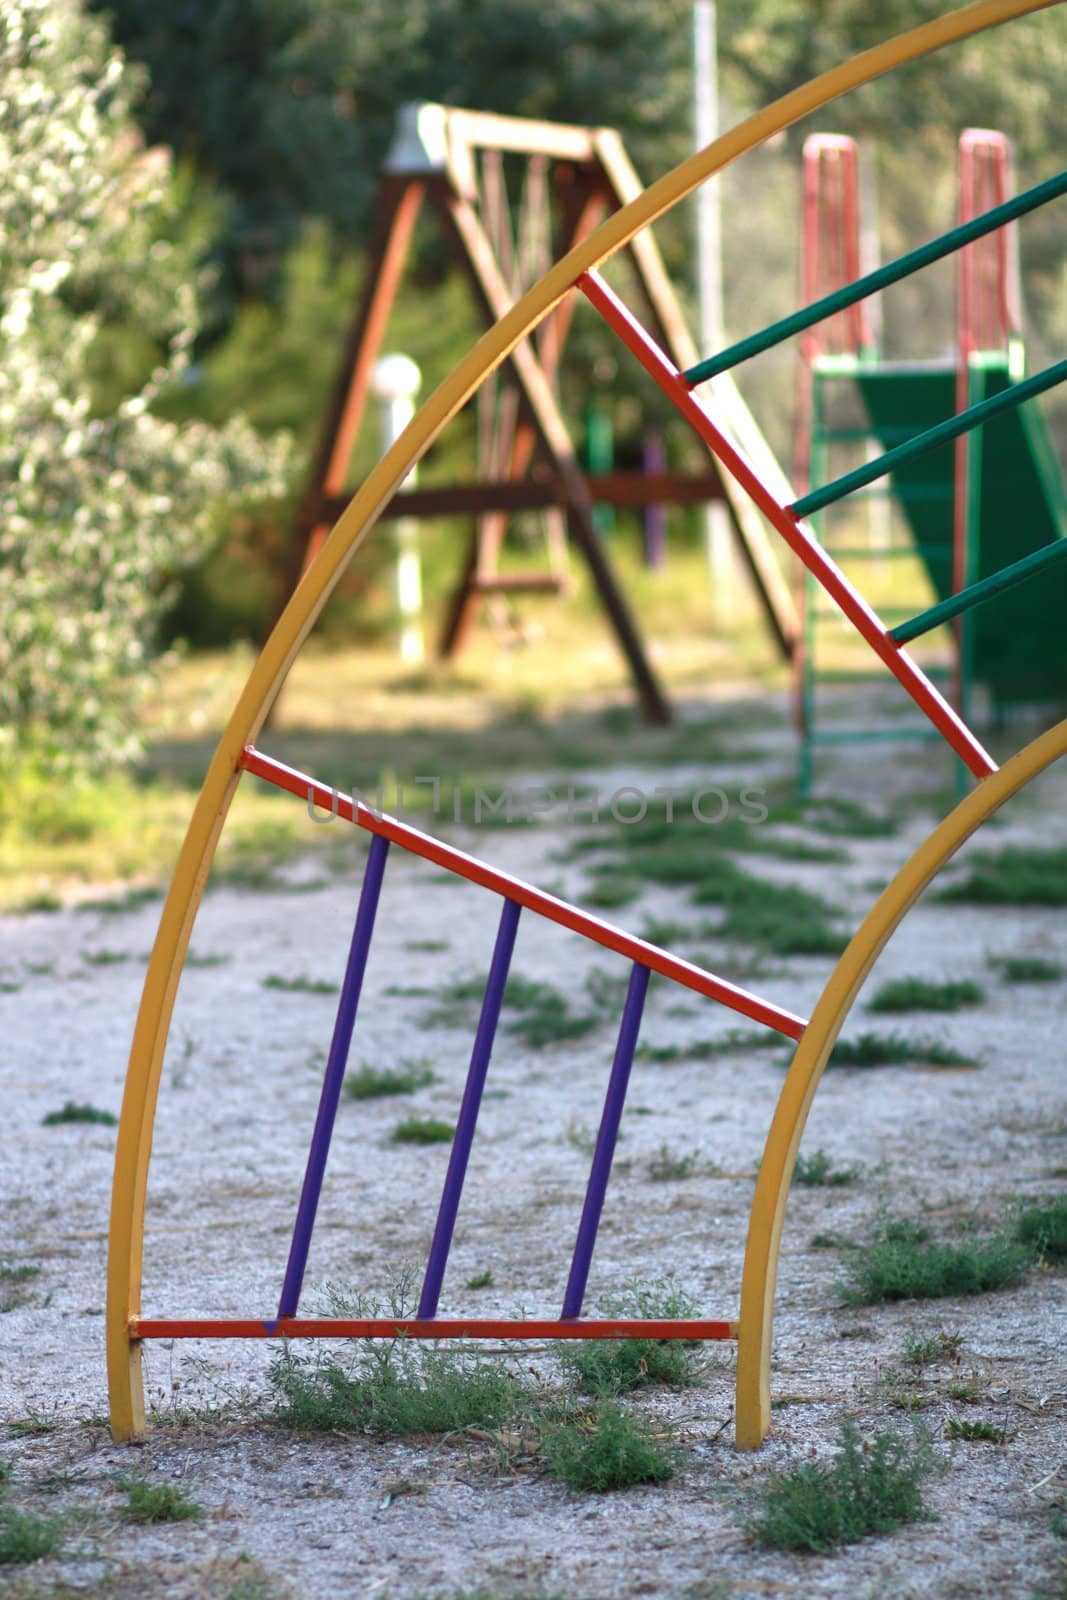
[2,716,1066,1600]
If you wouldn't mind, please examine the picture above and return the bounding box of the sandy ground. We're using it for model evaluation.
[2,706,1066,1599]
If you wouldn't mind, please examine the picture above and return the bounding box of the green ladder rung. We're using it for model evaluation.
[891,534,1067,644]
[793,358,1067,519]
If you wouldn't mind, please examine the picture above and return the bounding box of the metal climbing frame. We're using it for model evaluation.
[108,0,1063,1456]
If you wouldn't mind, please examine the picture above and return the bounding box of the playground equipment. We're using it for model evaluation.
[794,128,1067,790]
[276,102,799,721]
[108,0,1067,1453]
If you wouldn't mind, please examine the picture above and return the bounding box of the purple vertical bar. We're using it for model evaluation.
[642,431,667,568]
[277,833,390,1319]
[561,962,650,1320]
[417,897,521,1319]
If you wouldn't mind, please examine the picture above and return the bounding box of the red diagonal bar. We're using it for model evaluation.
[240,745,806,1040]
[133,1316,736,1341]
[578,269,997,781]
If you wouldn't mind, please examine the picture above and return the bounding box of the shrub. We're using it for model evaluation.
[122,1476,201,1523]
[543,1401,677,1492]
[1015,1197,1067,1262]
[752,1422,931,1551]
[839,1215,1031,1305]
[270,1344,523,1438]
[558,1279,702,1396]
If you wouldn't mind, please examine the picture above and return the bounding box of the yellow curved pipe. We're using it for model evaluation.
[735,715,1067,1448]
[107,0,1060,1440]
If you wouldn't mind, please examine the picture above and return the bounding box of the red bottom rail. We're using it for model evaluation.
[133,1317,736,1341]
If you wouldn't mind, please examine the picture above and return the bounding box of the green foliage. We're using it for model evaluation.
[345,1060,435,1100]
[941,847,1067,906]
[543,1400,677,1492]
[945,1417,1003,1443]
[261,973,338,995]
[793,1149,861,1188]
[270,1343,524,1438]
[41,1100,117,1126]
[0,1506,64,1563]
[464,1270,494,1291]
[991,955,1064,983]
[838,1214,1032,1305]
[558,1279,702,1397]
[391,1117,454,1146]
[1015,1197,1067,1262]
[828,1032,978,1069]
[0,1260,41,1313]
[751,1422,931,1552]
[122,1476,201,1523]
[867,977,985,1014]
[0,0,288,771]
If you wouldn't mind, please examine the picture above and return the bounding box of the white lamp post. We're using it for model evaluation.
[371,353,424,663]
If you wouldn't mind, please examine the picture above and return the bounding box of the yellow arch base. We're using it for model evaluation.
[734,717,1067,1448]
[107,0,1060,1444]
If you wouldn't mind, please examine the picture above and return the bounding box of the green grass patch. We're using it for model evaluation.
[989,954,1063,983]
[945,1417,1003,1443]
[585,875,642,910]
[346,1061,435,1100]
[270,1343,524,1438]
[391,1117,454,1145]
[0,1506,65,1563]
[82,948,131,967]
[867,977,985,1014]
[430,972,602,1048]
[465,1270,494,1290]
[122,1476,202,1523]
[0,1261,41,1314]
[793,1149,861,1188]
[940,846,1067,906]
[41,1101,117,1127]
[827,1032,979,1069]
[557,1279,703,1397]
[751,1421,931,1552]
[262,973,339,995]
[1015,1197,1067,1262]
[838,1214,1032,1304]
[543,1400,678,1492]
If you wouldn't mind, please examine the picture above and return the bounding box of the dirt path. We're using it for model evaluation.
[2,720,1066,1599]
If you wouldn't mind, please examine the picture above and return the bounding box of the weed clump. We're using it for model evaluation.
[543,1400,677,1491]
[940,846,1067,906]
[391,1117,454,1146]
[868,977,984,1014]
[0,1507,64,1563]
[752,1422,930,1551]
[989,955,1063,983]
[122,1476,201,1523]
[558,1279,703,1396]
[1015,1197,1067,1262]
[346,1061,435,1100]
[793,1150,861,1188]
[827,1032,978,1069]
[41,1101,117,1126]
[270,1343,523,1438]
[839,1215,1031,1305]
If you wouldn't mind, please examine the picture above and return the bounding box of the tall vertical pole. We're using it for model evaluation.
[372,353,425,664]
[693,1,735,622]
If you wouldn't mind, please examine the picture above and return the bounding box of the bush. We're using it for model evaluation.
[839,1215,1031,1305]
[543,1401,678,1492]
[752,1422,931,1552]
[0,0,288,773]
[270,1342,524,1438]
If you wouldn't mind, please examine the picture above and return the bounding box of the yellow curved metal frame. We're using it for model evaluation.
[107,0,1061,1445]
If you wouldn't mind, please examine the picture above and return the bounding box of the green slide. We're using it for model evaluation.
[855,356,1067,705]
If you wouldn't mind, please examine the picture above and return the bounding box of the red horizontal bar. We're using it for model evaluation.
[133,1316,736,1341]
[578,269,997,783]
[240,745,807,1041]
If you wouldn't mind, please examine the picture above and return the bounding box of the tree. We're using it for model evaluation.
[0,0,289,773]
